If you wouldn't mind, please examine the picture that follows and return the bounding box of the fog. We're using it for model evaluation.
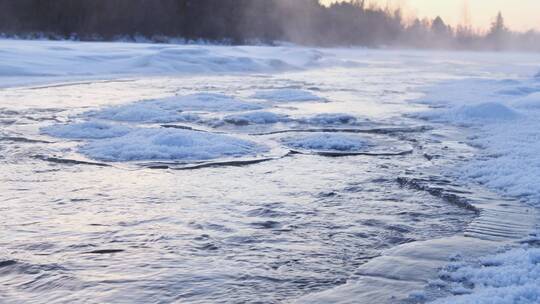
[0,0,538,51]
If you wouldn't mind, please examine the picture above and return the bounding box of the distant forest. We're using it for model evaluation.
[0,0,539,51]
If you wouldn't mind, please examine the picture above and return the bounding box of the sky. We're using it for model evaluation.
[321,0,540,32]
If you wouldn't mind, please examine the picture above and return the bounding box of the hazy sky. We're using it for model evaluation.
[321,0,540,31]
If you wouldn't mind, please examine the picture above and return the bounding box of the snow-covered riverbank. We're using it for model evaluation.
[411,70,540,304]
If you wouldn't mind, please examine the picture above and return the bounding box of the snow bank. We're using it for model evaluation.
[251,89,323,102]
[413,74,540,303]
[41,121,132,139]
[80,128,264,162]
[416,77,540,201]
[223,111,290,125]
[282,133,370,152]
[433,244,540,304]
[0,40,345,88]
[90,93,262,123]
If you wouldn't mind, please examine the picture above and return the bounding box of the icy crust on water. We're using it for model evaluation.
[222,112,359,126]
[412,74,540,303]
[251,89,324,102]
[433,240,540,304]
[151,93,263,112]
[80,128,264,162]
[41,121,132,139]
[223,111,290,125]
[301,113,358,125]
[90,103,201,123]
[42,90,366,163]
[283,133,371,152]
[90,93,262,123]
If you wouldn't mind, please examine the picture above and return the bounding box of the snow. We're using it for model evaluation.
[41,121,132,139]
[512,92,540,109]
[416,102,519,125]
[80,128,264,162]
[223,111,290,125]
[282,133,371,152]
[89,93,262,123]
[413,73,540,303]
[0,40,345,88]
[416,77,540,201]
[433,244,540,304]
[251,89,323,102]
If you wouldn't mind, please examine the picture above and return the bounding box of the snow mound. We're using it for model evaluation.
[303,113,357,125]
[454,102,519,121]
[416,79,515,106]
[80,128,264,162]
[251,89,323,102]
[90,93,262,123]
[223,111,290,125]
[512,92,540,109]
[41,121,132,139]
[434,246,540,304]
[282,133,370,152]
[418,102,519,125]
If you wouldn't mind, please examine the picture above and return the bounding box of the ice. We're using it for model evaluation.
[433,246,540,304]
[80,128,265,162]
[251,89,323,102]
[282,133,371,152]
[41,121,132,139]
[90,103,200,123]
[302,113,358,125]
[152,93,263,112]
[223,111,290,125]
[90,93,262,123]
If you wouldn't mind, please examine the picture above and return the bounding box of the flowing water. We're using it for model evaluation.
[0,54,534,303]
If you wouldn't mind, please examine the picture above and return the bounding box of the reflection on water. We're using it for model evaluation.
[0,67,476,303]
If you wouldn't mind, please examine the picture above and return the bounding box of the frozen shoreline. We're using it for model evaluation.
[410,72,540,303]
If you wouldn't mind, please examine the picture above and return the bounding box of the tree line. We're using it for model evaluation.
[0,0,538,51]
